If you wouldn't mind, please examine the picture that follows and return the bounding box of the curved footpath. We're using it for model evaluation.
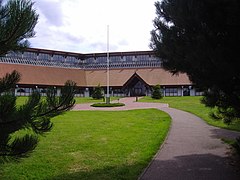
[73,97,240,180]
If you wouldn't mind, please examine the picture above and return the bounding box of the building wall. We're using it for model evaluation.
[0,48,200,97]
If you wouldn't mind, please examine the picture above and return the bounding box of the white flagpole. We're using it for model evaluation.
[106,25,110,104]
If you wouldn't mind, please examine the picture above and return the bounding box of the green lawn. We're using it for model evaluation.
[139,96,240,132]
[0,109,171,180]
[16,96,121,106]
[74,96,121,104]
[15,96,29,106]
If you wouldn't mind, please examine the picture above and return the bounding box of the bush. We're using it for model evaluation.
[151,84,163,99]
[92,84,104,99]
[91,103,125,107]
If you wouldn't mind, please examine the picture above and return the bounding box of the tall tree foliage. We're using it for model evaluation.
[0,0,38,55]
[0,0,77,162]
[151,0,240,123]
[0,71,76,162]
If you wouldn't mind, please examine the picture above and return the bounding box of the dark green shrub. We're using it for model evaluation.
[91,103,125,107]
[92,84,104,99]
[151,84,163,99]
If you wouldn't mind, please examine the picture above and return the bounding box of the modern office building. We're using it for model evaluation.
[0,48,202,97]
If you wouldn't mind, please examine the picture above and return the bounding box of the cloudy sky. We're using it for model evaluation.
[29,0,157,53]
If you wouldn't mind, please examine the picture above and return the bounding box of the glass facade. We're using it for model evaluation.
[165,88,179,96]
[0,48,161,69]
[38,53,51,61]
[82,54,161,69]
[15,86,84,97]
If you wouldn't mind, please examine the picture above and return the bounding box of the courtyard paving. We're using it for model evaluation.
[73,97,240,180]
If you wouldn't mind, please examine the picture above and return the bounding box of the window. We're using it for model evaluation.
[125,55,135,62]
[22,52,36,59]
[52,55,64,61]
[137,55,149,61]
[96,57,107,63]
[38,53,51,61]
[110,56,121,62]
[165,88,178,96]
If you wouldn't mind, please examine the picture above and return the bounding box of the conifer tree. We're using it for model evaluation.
[0,71,76,162]
[151,84,162,99]
[0,0,77,161]
[151,0,240,123]
[0,0,38,55]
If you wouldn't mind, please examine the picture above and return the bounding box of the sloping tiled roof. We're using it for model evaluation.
[85,68,192,87]
[0,63,192,87]
[0,63,86,87]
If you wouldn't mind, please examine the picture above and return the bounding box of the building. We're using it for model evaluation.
[0,48,202,97]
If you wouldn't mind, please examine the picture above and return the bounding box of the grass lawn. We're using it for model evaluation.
[0,109,171,180]
[15,96,29,106]
[140,96,240,132]
[16,96,121,106]
[74,97,121,104]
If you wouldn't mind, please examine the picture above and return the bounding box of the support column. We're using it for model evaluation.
[84,88,89,97]
[181,86,184,96]
[15,85,18,96]
[57,88,61,96]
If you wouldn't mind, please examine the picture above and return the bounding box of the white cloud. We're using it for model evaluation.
[34,0,64,27]
[30,0,157,53]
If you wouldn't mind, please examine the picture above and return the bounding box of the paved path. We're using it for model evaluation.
[73,97,240,180]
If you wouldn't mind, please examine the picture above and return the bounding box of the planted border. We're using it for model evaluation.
[91,103,125,107]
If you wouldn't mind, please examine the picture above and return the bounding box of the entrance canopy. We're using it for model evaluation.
[122,73,150,96]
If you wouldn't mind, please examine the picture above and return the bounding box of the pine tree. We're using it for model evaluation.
[0,0,38,55]
[0,0,77,162]
[0,71,76,162]
[151,0,240,123]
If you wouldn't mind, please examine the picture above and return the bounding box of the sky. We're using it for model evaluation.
[29,0,157,53]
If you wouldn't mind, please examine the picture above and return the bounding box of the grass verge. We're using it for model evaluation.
[16,96,122,106]
[0,109,171,180]
[139,96,240,132]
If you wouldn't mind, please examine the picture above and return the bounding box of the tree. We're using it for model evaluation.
[151,0,240,123]
[0,0,38,55]
[152,84,163,99]
[0,71,76,162]
[0,0,77,162]
[92,84,104,100]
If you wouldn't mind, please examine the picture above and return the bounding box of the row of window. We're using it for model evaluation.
[13,87,203,97]
[9,51,157,61]
[15,87,85,96]
[83,61,161,69]
[6,52,160,64]
[0,57,161,69]
[83,55,159,63]
[0,57,81,68]
[7,52,81,63]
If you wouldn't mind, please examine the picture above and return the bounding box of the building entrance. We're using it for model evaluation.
[123,73,150,97]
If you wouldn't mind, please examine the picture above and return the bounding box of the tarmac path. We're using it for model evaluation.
[73,97,240,180]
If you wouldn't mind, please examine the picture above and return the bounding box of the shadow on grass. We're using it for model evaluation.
[52,163,146,180]
[140,153,240,180]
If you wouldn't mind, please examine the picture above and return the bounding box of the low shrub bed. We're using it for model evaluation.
[91,103,125,107]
